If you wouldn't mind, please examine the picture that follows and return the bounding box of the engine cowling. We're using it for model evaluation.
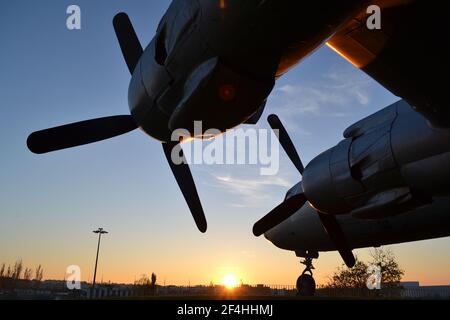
[302,100,450,218]
[302,143,358,215]
[169,57,275,137]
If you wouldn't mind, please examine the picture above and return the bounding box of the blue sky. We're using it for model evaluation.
[1,1,449,285]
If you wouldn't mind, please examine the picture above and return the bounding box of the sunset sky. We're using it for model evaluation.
[1,1,450,286]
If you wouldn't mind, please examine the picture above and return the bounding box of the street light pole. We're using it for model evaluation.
[92,227,108,289]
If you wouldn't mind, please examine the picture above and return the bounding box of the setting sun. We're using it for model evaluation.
[222,274,239,289]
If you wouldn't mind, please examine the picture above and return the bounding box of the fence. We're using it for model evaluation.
[85,284,450,299]
[4,284,450,300]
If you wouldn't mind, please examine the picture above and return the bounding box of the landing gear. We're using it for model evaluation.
[295,251,318,296]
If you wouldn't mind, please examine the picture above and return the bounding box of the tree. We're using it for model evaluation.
[326,248,404,289]
[34,265,44,282]
[369,248,404,288]
[12,259,23,280]
[150,272,157,294]
[6,265,12,278]
[151,273,157,287]
[134,273,157,295]
[0,261,45,291]
[0,263,5,290]
[0,263,5,278]
[23,268,32,281]
[327,258,368,289]
[134,274,151,286]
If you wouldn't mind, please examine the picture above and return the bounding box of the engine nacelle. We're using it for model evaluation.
[302,143,360,215]
[302,100,450,218]
[168,57,274,137]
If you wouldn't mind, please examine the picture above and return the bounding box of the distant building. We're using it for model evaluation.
[400,281,420,288]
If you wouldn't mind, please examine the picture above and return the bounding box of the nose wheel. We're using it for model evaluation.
[296,253,317,296]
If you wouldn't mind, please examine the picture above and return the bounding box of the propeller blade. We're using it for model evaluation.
[253,193,307,237]
[162,142,207,233]
[268,114,304,174]
[27,115,138,154]
[317,212,356,268]
[113,12,143,74]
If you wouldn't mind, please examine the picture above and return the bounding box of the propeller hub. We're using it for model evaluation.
[127,43,172,142]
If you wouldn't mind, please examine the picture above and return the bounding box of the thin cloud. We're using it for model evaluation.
[207,172,293,208]
[216,175,291,190]
[270,71,372,121]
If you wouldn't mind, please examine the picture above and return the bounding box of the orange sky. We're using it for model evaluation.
[1,1,449,289]
[2,228,449,287]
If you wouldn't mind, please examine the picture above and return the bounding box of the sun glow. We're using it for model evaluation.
[222,274,239,289]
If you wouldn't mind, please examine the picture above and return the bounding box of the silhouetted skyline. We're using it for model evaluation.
[1,1,450,286]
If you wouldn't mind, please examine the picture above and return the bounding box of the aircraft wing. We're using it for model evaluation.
[326,0,450,127]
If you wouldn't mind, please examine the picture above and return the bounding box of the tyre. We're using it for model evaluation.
[296,274,316,296]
